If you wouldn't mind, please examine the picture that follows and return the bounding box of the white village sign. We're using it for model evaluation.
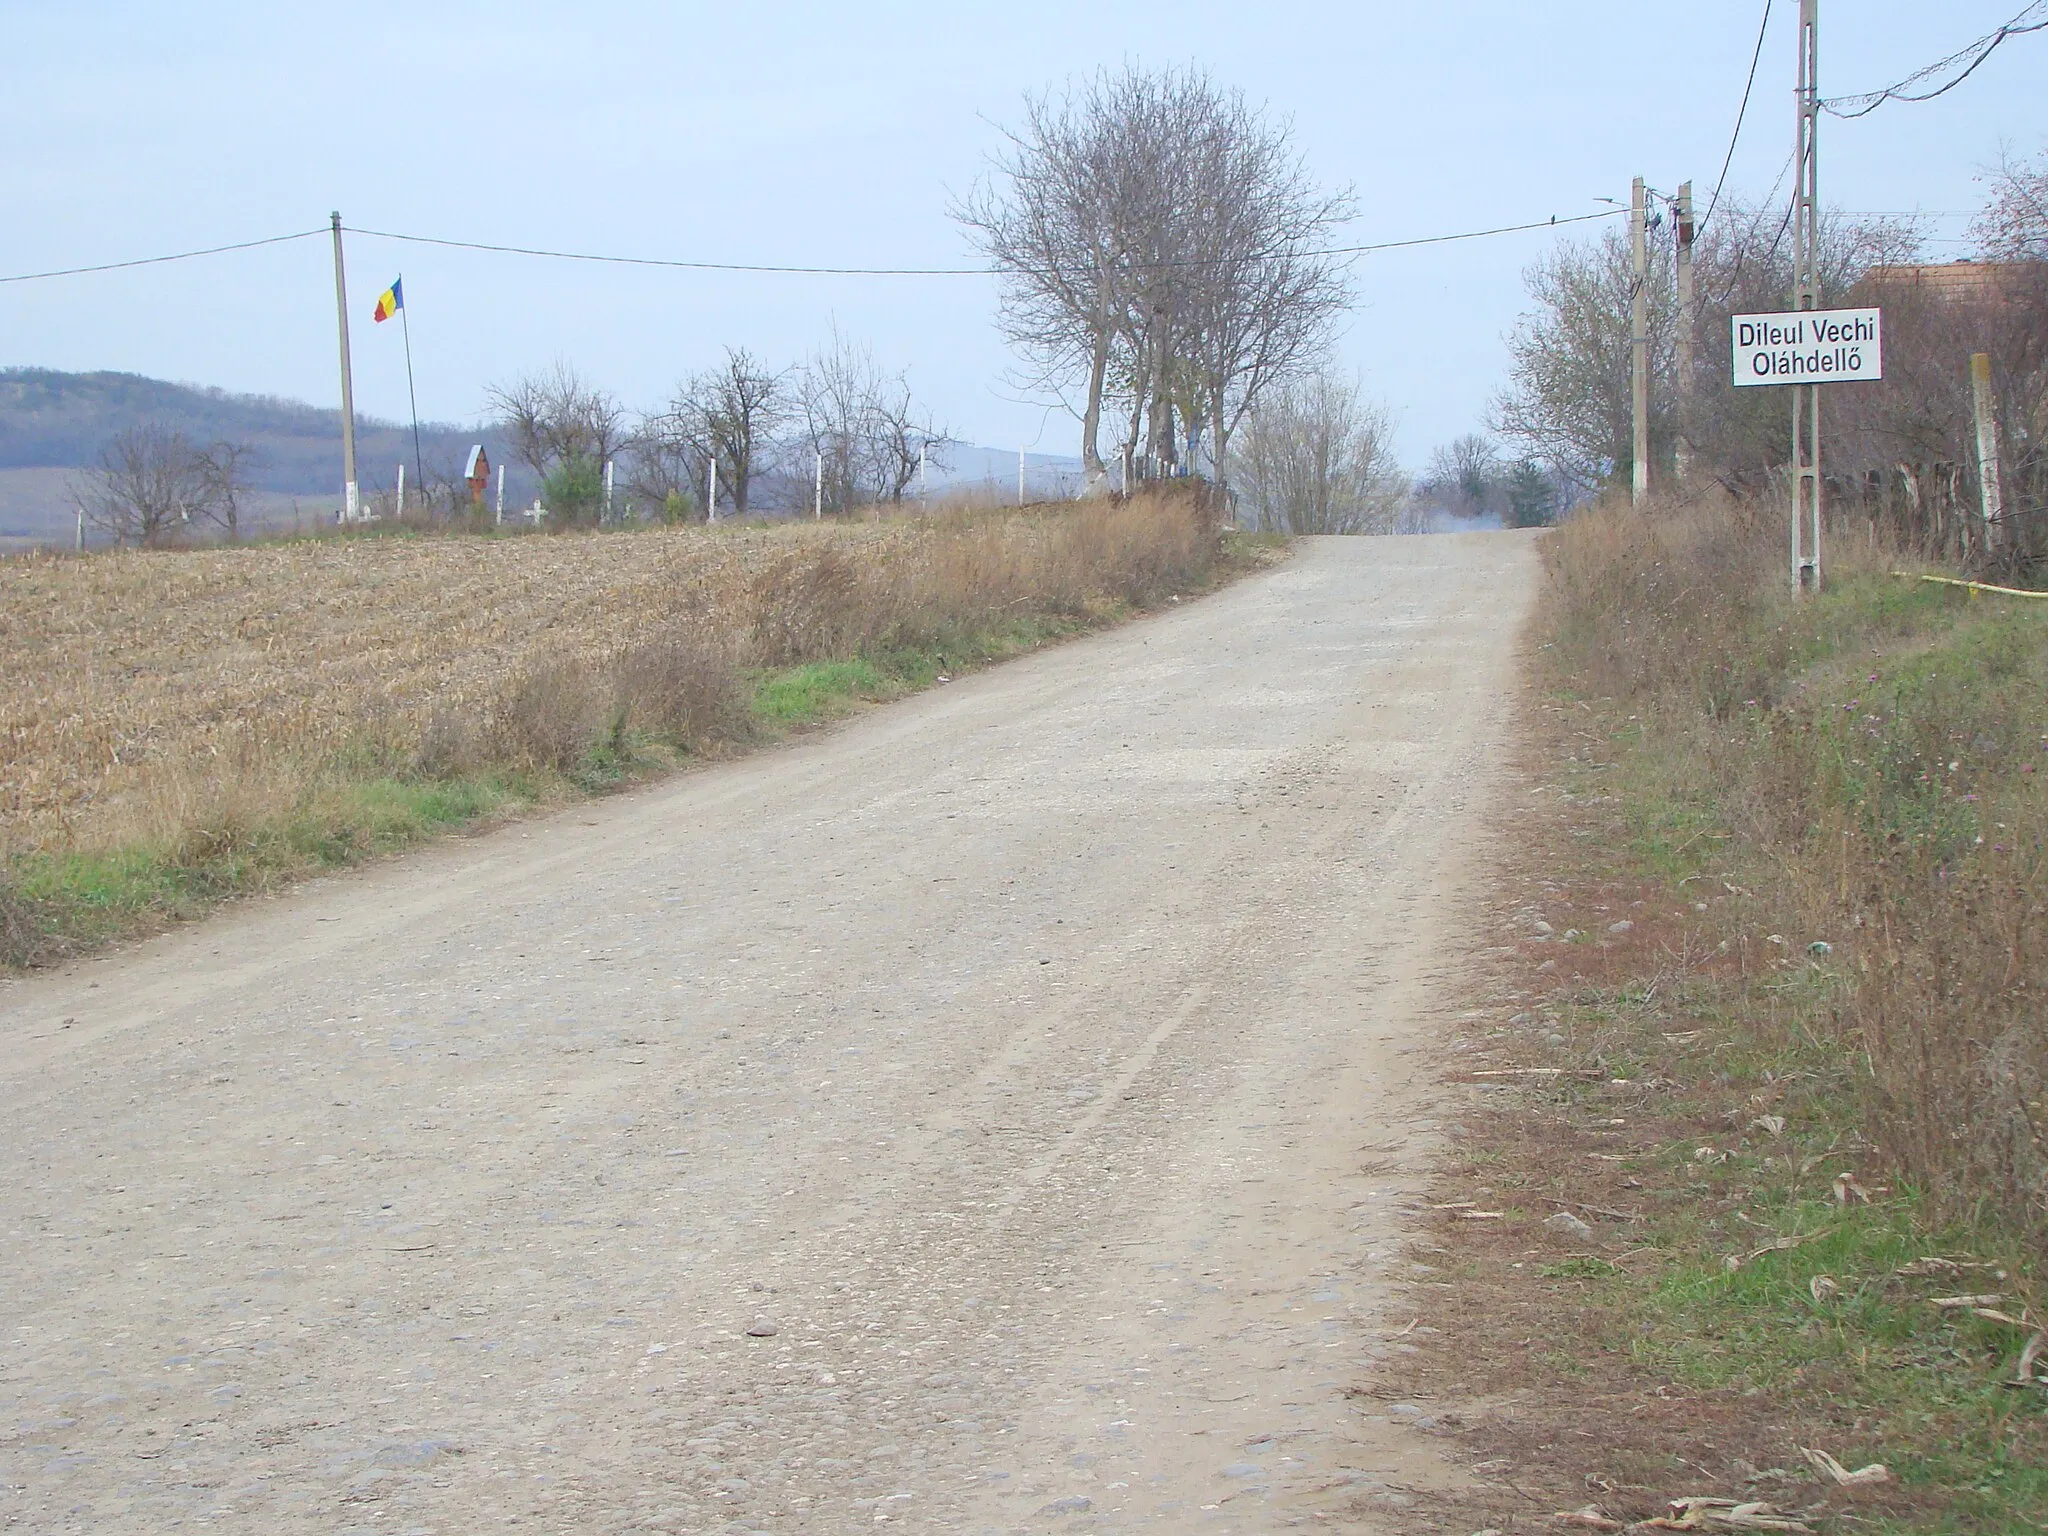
[1730,307,1883,386]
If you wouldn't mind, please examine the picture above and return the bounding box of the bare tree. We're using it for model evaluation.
[694,348,789,518]
[1228,372,1405,534]
[77,425,253,547]
[626,404,708,522]
[958,66,1352,493]
[862,375,947,505]
[791,331,941,512]
[1973,147,2048,261]
[195,439,254,541]
[1416,434,1506,521]
[485,362,624,524]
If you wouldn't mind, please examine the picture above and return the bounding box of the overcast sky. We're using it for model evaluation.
[3,1,2041,469]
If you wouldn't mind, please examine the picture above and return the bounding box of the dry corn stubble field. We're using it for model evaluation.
[1,495,1228,871]
[2,522,806,852]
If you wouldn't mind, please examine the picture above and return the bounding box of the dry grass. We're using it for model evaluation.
[1538,491,2048,1239]
[0,492,1238,962]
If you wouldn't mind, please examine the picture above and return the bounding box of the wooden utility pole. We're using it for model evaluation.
[330,213,360,524]
[1790,0,1822,589]
[1971,352,2005,551]
[1674,181,1696,481]
[1630,176,1650,505]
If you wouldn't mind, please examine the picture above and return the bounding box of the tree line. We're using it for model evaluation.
[488,329,947,527]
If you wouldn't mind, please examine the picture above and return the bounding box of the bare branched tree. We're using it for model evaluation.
[627,404,708,522]
[792,332,942,512]
[958,66,1351,493]
[695,348,788,518]
[486,362,625,523]
[1228,372,1405,534]
[1416,434,1507,521]
[1973,147,2048,261]
[77,425,253,547]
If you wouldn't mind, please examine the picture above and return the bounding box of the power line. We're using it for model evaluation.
[0,227,327,284]
[0,207,1628,291]
[1703,0,1773,233]
[1822,0,2048,118]
[342,210,1626,277]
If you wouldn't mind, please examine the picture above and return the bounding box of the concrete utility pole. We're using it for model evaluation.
[1018,448,1027,506]
[706,455,718,524]
[1674,181,1696,481]
[330,213,360,524]
[1971,352,2005,551]
[603,458,615,523]
[1630,176,1650,506]
[814,451,823,519]
[1790,0,1823,589]
[396,461,405,518]
[495,463,505,525]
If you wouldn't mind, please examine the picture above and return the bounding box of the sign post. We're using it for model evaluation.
[1729,306,1882,593]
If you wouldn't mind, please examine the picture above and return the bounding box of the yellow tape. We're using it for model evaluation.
[1892,571,2048,600]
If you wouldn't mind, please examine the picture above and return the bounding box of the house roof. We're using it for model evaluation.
[1857,260,2040,303]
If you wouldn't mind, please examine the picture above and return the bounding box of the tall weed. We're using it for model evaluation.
[1541,493,2048,1238]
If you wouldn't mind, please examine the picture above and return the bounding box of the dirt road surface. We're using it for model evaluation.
[1,531,1538,1534]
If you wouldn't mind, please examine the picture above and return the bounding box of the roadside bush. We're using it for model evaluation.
[541,454,605,527]
[491,658,605,771]
[612,625,749,748]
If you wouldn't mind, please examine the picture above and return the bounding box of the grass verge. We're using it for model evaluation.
[1359,496,2046,1535]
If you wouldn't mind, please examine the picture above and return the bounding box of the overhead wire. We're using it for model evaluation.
[1821,0,2048,118]
[0,227,327,284]
[1702,0,1773,233]
[339,209,1626,276]
[0,208,1626,288]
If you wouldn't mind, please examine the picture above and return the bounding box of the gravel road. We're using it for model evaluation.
[1,530,1538,1534]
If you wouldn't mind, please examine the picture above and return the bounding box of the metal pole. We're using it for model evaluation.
[1018,447,1027,506]
[75,504,83,552]
[398,283,424,509]
[396,461,404,519]
[495,462,504,525]
[1630,176,1650,506]
[1971,352,2005,553]
[330,213,360,522]
[603,458,615,523]
[814,450,823,519]
[1674,180,1695,482]
[1791,0,1822,590]
[706,455,717,524]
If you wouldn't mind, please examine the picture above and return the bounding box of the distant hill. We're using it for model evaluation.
[0,368,502,495]
[0,368,514,545]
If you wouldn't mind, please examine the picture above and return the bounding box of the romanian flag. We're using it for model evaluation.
[372,278,403,323]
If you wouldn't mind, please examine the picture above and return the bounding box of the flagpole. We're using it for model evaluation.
[398,277,425,513]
